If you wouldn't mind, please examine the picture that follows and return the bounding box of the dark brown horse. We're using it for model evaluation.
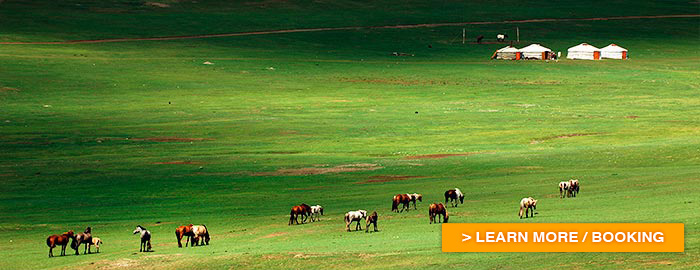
[46,230,75,258]
[71,227,93,255]
[176,224,194,248]
[391,194,411,212]
[444,188,465,207]
[289,205,307,225]
[300,203,312,223]
[429,203,449,224]
[365,211,378,233]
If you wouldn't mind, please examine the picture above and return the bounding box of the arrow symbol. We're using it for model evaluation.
[462,234,471,242]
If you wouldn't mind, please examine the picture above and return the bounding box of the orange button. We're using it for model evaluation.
[442,223,684,252]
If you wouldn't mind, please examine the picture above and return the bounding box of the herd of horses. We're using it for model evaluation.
[46,224,210,258]
[47,179,581,258]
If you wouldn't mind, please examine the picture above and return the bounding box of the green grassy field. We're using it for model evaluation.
[1,0,699,269]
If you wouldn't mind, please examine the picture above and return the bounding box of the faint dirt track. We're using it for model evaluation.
[1,14,698,45]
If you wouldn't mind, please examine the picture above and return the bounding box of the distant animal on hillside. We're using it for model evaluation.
[175,224,194,248]
[133,225,152,252]
[497,34,509,42]
[90,237,102,253]
[408,193,423,209]
[392,194,411,212]
[568,179,580,197]
[191,225,210,246]
[559,181,570,198]
[289,204,310,225]
[476,35,484,43]
[71,227,93,255]
[46,230,75,258]
[429,203,449,224]
[345,210,367,232]
[519,197,538,219]
[310,205,324,222]
[365,211,378,232]
[444,188,465,207]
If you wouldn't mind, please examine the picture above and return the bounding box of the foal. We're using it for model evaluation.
[519,197,538,219]
[365,211,378,232]
[46,230,75,258]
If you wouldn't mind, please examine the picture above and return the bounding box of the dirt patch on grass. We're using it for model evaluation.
[640,260,674,266]
[0,87,18,92]
[260,232,288,239]
[145,2,170,8]
[404,152,480,160]
[625,115,639,119]
[251,163,383,176]
[98,137,213,142]
[355,175,425,184]
[512,80,561,85]
[153,161,204,165]
[530,133,602,144]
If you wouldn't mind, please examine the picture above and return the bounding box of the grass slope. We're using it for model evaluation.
[0,0,699,269]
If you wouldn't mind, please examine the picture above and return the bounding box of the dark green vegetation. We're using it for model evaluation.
[1,0,699,268]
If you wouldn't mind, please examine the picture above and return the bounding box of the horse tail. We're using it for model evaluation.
[391,199,398,211]
[46,236,52,247]
[344,213,349,224]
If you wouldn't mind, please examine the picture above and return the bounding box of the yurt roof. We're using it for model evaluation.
[601,44,628,52]
[520,44,552,52]
[496,46,520,53]
[568,43,600,52]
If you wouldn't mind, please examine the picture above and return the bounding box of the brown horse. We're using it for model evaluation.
[444,188,464,207]
[365,211,378,233]
[176,224,194,248]
[429,203,449,224]
[568,179,580,197]
[46,230,75,258]
[289,205,307,225]
[300,203,312,223]
[391,194,411,212]
[71,227,93,255]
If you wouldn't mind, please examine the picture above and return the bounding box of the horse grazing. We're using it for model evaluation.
[90,237,102,253]
[391,194,411,212]
[300,203,312,223]
[345,210,367,232]
[519,197,538,219]
[476,35,484,43]
[559,181,570,198]
[191,225,210,246]
[310,205,324,222]
[444,188,464,207]
[365,211,378,232]
[408,193,422,209]
[133,225,152,252]
[46,230,75,258]
[71,227,93,255]
[429,203,449,224]
[289,205,308,225]
[568,179,580,197]
[175,224,194,248]
[497,34,509,42]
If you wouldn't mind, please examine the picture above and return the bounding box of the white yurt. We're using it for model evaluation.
[520,44,553,60]
[492,46,521,60]
[567,43,601,60]
[601,44,628,59]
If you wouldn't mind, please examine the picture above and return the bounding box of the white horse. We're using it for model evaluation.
[497,34,509,42]
[344,210,367,232]
[132,225,152,252]
[407,193,422,209]
[559,181,570,198]
[191,225,210,246]
[454,188,464,200]
[519,197,538,219]
[310,205,324,221]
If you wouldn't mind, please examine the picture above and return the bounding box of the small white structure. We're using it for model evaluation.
[492,46,521,60]
[601,44,628,59]
[567,43,601,60]
[520,44,554,60]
